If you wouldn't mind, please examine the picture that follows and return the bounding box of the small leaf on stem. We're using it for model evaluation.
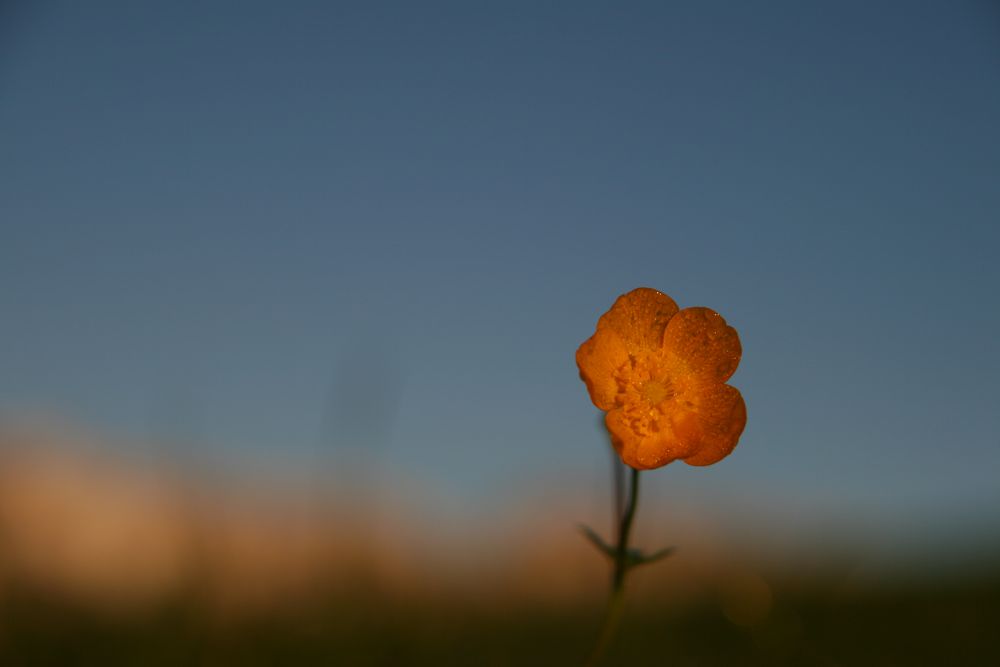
[626,546,676,568]
[578,524,616,559]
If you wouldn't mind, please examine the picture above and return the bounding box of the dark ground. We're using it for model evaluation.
[1,571,998,665]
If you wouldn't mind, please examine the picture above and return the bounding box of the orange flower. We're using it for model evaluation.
[576,288,746,470]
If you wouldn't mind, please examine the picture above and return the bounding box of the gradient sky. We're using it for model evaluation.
[2,1,999,535]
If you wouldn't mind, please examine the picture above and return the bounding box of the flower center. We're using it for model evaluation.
[642,379,673,405]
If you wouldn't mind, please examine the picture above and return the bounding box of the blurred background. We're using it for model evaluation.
[1,0,999,663]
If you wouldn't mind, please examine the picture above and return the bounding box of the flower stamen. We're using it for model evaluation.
[641,379,672,406]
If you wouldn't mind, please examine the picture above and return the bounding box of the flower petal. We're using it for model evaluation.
[605,408,695,470]
[662,307,742,383]
[597,288,679,355]
[680,384,747,466]
[576,327,630,411]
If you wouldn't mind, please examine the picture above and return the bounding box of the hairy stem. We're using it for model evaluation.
[587,466,640,666]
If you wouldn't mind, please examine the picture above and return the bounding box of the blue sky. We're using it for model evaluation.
[2,1,999,533]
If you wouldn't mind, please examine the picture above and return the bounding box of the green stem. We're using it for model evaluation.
[587,466,640,666]
[610,439,625,539]
[614,467,639,589]
[585,584,626,666]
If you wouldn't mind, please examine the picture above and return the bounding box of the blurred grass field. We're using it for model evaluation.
[2,572,999,665]
[1,427,998,665]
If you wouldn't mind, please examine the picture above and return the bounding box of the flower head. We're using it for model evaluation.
[576,288,746,470]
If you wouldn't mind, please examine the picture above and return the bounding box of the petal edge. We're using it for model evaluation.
[576,328,629,411]
[681,384,746,466]
[662,307,742,383]
[597,288,679,355]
